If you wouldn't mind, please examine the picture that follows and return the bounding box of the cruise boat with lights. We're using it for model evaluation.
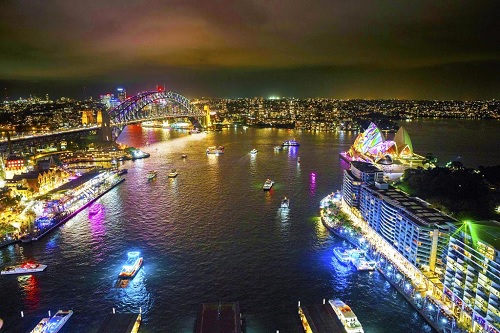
[263,179,274,191]
[147,170,157,180]
[329,299,364,333]
[29,310,73,333]
[1,262,47,275]
[282,139,300,147]
[118,252,143,279]
[250,149,258,155]
[280,197,289,209]
[333,248,351,264]
[168,169,178,178]
[206,146,224,155]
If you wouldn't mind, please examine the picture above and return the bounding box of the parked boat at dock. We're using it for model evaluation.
[329,299,364,333]
[333,247,351,264]
[29,310,73,333]
[206,146,224,155]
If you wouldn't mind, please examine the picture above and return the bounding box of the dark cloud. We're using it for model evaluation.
[0,0,498,99]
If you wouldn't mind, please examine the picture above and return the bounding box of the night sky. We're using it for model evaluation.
[1,0,499,100]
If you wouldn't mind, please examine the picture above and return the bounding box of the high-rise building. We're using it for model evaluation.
[359,183,453,273]
[443,221,500,333]
[342,161,383,208]
[117,88,126,102]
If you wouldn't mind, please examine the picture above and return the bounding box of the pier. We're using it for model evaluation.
[195,302,242,333]
[299,302,344,333]
[96,312,141,333]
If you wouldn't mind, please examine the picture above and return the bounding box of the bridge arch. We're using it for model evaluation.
[107,91,204,124]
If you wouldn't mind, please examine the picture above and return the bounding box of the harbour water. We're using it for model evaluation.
[0,119,499,332]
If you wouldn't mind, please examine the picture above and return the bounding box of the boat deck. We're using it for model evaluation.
[195,302,241,333]
[299,304,344,333]
[96,313,141,333]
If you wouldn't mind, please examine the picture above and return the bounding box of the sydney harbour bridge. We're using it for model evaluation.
[0,90,208,153]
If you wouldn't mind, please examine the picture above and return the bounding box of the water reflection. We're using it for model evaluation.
[18,275,40,310]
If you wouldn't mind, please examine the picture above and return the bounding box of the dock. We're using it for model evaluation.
[195,302,242,333]
[299,303,344,333]
[96,313,141,333]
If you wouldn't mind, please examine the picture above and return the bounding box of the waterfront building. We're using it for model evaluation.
[4,155,25,179]
[359,184,453,274]
[443,220,500,333]
[342,161,383,208]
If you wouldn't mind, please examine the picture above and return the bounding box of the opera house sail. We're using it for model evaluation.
[340,123,426,178]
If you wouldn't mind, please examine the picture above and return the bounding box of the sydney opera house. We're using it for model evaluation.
[340,122,427,176]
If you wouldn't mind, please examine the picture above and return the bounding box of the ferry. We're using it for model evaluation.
[118,251,143,279]
[329,299,364,333]
[182,153,188,159]
[273,146,282,151]
[263,179,274,191]
[147,170,157,180]
[1,262,47,275]
[333,248,351,264]
[282,139,300,147]
[280,197,290,209]
[250,149,258,155]
[168,169,178,178]
[29,310,73,333]
[206,146,224,155]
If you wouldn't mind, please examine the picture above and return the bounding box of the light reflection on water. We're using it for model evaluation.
[1,126,484,332]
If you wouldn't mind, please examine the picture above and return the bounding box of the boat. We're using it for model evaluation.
[168,169,178,178]
[206,146,224,154]
[329,299,364,333]
[29,310,73,333]
[147,170,157,180]
[280,197,289,209]
[282,139,300,147]
[333,248,351,264]
[182,154,187,158]
[263,179,274,191]
[348,249,376,271]
[250,149,258,155]
[88,204,102,216]
[118,251,143,279]
[273,146,282,151]
[117,168,128,175]
[1,262,47,275]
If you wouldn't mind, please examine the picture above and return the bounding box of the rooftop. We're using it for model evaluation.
[364,184,457,228]
[450,220,500,249]
[299,304,344,333]
[195,302,241,333]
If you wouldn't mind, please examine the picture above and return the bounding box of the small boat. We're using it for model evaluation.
[273,146,282,151]
[250,149,258,155]
[29,310,73,333]
[280,197,289,209]
[88,204,102,216]
[1,262,47,275]
[347,249,376,271]
[181,154,187,158]
[117,168,128,175]
[168,169,178,178]
[263,179,274,191]
[147,170,157,180]
[329,299,364,333]
[282,139,300,147]
[118,251,143,279]
[333,248,351,265]
[206,146,224,154]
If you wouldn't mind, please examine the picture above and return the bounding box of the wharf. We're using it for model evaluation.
[32,177,125,242]
[0,314,42,333]
[195,302,241,333]
[96,313,141,333]
[299,303,343,333]
[320,209,444,333]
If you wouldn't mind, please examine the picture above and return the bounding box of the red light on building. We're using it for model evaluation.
[157,85,165,92]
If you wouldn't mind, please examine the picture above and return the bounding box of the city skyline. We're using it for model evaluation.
[1,0,499,100]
